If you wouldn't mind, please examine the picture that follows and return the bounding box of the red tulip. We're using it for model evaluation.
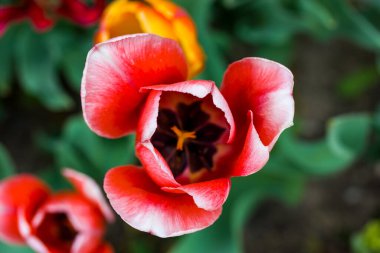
[0,0,105,35]
[0,169,114,253]
[81,34,294,237]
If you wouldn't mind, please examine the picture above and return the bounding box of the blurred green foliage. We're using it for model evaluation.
[171,113,374,253]
[352,219,380,253]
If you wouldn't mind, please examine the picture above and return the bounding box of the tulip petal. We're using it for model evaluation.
[82,34,187,138]
[140,80,235,143]
[104,166,222,237]
[62,168,115,222]
[97,242,114,253]
[221,57,294,148]
[228,111,270,176]
[137,5,177,41]
[146,0,204,77]
[57,0,105,26]
[0,6,24,35]
[0,175,49,244]
[136,141,180,188]
[162,178,230,211]
[27,2,54,31]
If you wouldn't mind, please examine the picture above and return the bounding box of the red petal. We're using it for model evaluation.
[0,6,25,35]
[57,0,105,26]
[82,34,187,138]
[0,175,49,244]
[62,168,115,223]
[96,242,114,253]
[136,141,180,188]
[221,57,294,148]
[162,178,230,211]
[140,80,235,142]
[227,111,270,176]
[27,2,54,31]
[104,166,222,237]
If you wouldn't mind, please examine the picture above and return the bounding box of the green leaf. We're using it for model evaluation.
[299,0,337,38]
[325,0,380,50]
[60,29,93,91]
[47,115,136,181]
[0,242,34,253]
[0,144,15,179]
[15,28,73,111]
[338,66,378,99]
[279,114,372,175]
[0,25,15,96]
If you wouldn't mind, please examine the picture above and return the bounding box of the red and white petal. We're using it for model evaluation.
[62,168,114,222]
[32,193,105,233]
[81,34,187,138]
[104,166,222,238]
[228,111,270,176]
[0,175,50,244]
[72,233,104,253]
[141,80,235,142]
[162,178,230,211]
[136,141,180,188]
[221,57,294,147]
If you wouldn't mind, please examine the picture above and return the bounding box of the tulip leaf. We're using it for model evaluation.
[61,29,93,91]
[325,0,380,50]
[44,115,136,182]
[299,0,337,37]
[0,26,15,96]
[279,113,372,175]
[15,27,73,111]
[0,242,34,253]
[337,66,378,99]
[0,143,15,179]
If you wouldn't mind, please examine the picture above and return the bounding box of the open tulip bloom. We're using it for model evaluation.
[81,34,294,237]
[0,169,114,253]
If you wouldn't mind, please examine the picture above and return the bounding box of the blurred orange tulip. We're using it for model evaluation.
[95,0,204,78]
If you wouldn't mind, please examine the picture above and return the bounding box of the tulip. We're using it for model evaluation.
[0,169,114,253]
[94,0,204,78]
[0,0,105,35]
[81,34,294,237]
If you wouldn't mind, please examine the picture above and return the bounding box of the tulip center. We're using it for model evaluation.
[36,212,77,250]
[170,126,196,151]
[151,100,226,177]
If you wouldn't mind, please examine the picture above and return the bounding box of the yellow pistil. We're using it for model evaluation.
[171,126,196,151]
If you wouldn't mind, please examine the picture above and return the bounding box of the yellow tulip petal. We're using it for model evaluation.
[146,0,204,77]
[95,0,143,43]
[174,16,205,78]
[136,5,177,41]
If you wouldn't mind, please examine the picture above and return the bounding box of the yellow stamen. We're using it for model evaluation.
[171,126,196,151]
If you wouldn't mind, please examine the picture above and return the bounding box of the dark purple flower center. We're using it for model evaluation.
[36,212,77,250]
[151,101,226,177]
